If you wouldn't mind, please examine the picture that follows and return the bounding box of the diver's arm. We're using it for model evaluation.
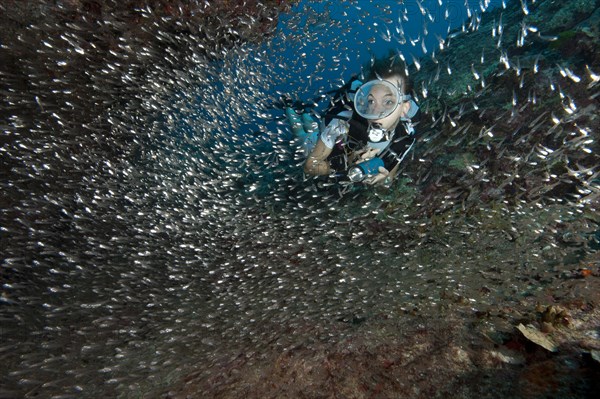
[363,165,390,186]
[363,160,404,186]
[362,135,416,185]
[304,116,349,176]
[304,138,333,175]
[388,163,401,181]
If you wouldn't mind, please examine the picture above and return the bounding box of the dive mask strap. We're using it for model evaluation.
[402,97,419,119]
[346,79,363,102]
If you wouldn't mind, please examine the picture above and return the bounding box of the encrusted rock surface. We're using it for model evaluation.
[162,273,600,398]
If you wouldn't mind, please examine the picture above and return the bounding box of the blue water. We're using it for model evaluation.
[271,0,505,103]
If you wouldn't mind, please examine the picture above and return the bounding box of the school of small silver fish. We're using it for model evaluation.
[1,0,598,397]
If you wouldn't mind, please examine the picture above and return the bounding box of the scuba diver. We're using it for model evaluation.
[285,55,420,187]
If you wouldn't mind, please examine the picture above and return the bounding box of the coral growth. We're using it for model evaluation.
[162,274,600,398]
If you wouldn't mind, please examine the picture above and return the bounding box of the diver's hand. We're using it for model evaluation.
[363,167,390,186]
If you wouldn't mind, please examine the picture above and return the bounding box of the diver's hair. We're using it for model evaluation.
[363,51,413,95]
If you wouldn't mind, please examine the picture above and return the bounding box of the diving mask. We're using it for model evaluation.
[353,80,411,120]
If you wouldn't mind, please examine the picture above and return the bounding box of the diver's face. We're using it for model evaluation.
[371,75,409,126]
[366,84,397,117]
